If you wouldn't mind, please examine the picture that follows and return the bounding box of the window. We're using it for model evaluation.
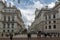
[8,16,10,21]
[12,16,14,21]
[12,23,14,28]
[8,23,10,28]
[3,23,5,28]
[45,22,47,24]
[1,33,3,37]
[3,30,5,32]
[12,30,14,32]
[49,25,51,29]
[7,30,9,32]
[45,26,47,29]
[53,14,55,18]
[4,16,6,21]
[53,21,56,23]
[49,21,51,24]
[53,25,56,29]
[49,15,51,19]
[45,16,47,20]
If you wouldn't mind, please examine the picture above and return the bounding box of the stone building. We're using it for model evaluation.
[0,0,25,37]
[30,0,60,35]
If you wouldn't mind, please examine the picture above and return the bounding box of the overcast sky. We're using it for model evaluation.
[6,0,57,28]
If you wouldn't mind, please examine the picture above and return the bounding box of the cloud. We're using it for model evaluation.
[33,1,44,9]
[18,0,44,28]
[48,2,55,8]
[13,0,44,28]
[6,0,56,28]
[20,8,35,26]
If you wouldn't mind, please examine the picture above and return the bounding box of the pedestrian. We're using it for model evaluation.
[10,33,13,40]
[28,33,31,40]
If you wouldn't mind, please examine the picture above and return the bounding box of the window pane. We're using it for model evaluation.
[45,22,47,24]
[45,16,47,20]
[4,16,6,21]
[7,30,9,32]
[45,26,47,29]
[53,25,56,29]
[53,21,56,23]
[49,15,51,19]
[12,30,14,32]
[8,16,10,21]
[53,14,55,18]
[12,16,14,21]
[12,23,14,28]
[49,25,51,29]
[3,23,5,28]
[49,21,51,24]
[8,23,10,28]
[3,30,5,32]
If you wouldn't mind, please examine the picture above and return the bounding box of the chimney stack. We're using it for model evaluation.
[55,1,59,5]
[45,6,48,9]
[4,1,7,7]
[9,3,11,7]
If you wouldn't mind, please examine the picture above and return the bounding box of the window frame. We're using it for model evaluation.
[49,25,51,29]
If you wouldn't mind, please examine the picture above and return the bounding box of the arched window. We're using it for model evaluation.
[12,23,14,28]
[12,30,14,32]
[53,25,56,29]
[45,16,47,20]
[49,25,51,29]
[12,16,14,21]
[53,14,56,18]
[49,21,51,24]
[7,30,9,32]
[7,23,10,28]
[49,15,51,19]
[3,23,5,28]
[8,16,10,21]
[4,16,6,21]
[53,21,56,23]
[3,30,5,32]
[45,26,47,29]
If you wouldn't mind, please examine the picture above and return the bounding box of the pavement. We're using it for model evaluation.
[0,34,60,40]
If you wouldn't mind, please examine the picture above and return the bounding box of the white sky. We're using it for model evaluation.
[5,0,57,28]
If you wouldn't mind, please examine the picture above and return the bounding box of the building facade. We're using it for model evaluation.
[0,0,25,37]
[30,1,60,35]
